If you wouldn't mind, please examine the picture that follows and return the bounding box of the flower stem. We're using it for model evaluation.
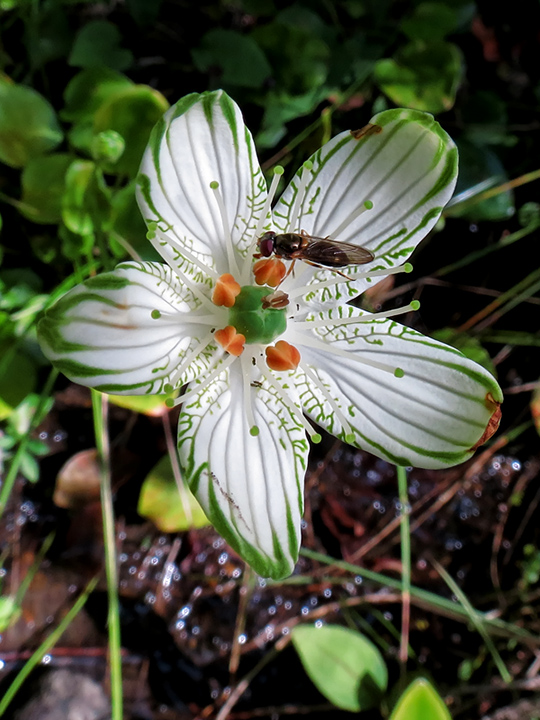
[396,465,411,665]
[91,390,123,720]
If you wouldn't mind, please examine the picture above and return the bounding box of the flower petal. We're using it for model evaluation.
[137,90,267,274]
[273,108,458,302]
[288,310,502,469]
[38,262,221,394]
[178,361,309,579]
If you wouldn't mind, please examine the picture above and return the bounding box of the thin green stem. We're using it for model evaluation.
[91,390,123,720]
[297,549,539,644]
[396,465,411,665]
[431,558,512,684]
[0,577,98,717]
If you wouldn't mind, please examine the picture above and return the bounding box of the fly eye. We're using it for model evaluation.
[259,238,274,257]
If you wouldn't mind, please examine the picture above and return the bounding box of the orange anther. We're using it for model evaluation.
[215,326,246,356]
[253,257,287,288]
[265,340,301,371]
[212,273,241,307]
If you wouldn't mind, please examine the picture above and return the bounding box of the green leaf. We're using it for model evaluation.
[291,625,388,711]
[61,160,111,236]
[448,139,515,221]
[390,678,451,720]
[62,67,133,123]
[0,597,21,632]
[0,343,37,420]
[68,20,133,71]
[192,29,272,88]
[401,3,457,42]
[125,0,164,25]
[138,455,209,532]
[92,85,169,176]
[0,81,63,167]
[253,17,329,96]
[108,393,169,415]
[110,182,160,261]
[20,154,73,224]
[374,40,463,114]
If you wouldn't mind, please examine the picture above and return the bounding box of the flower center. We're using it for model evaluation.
[228,286,287,344]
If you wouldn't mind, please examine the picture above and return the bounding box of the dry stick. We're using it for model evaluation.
[229,566,254,677]
[490,459,540,599]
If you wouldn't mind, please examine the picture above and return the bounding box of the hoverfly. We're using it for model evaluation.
[256,230,374,274]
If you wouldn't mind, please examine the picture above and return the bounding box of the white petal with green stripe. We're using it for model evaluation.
[178,362,308,579]
[287,307,502,469]
[137,90,267,275]
[274,108,458,305]
[38,262,221,395]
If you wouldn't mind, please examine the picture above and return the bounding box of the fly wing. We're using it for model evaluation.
[302,239,374,267]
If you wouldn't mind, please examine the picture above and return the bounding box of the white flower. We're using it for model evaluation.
[38,91,502,579]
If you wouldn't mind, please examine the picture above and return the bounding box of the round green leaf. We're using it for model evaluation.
[93,85,169,176]
[192,29,272,89]
[390,678,452,720]
[374,40,463,114]
[138,455,209,532]
[62,67,133,124]
[0,81,63,167]
[20,154,73,224]
[291,625,388,712]
[401,3,457,42]
[68,20,133,71]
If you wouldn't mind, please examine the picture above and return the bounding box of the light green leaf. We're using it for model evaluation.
[61,160,111,236]
[0,81,63,168]
[390,678,451,720]
[138,455,209,532]
[62,67,133,127]
[20,154,73,224]
[93,85,169,176]
[375,40,463,114]
[108,393,169,415]
[291,625,388,712]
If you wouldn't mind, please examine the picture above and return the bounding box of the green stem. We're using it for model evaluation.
[91,390,123,720]
[297,549,539,644]
[396,465,411,665]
